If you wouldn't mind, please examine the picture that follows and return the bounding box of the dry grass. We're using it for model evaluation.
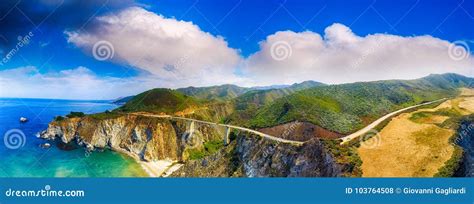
[357,89,474,177]
[460,88,474,96]
[358,113,454,177]
[412,114,449,124]
[457,97,474,114]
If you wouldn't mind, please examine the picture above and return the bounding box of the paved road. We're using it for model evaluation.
[340,98,447,144]
[129,113,304,145]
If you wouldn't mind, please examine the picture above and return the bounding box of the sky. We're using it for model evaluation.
[0,0,473,100]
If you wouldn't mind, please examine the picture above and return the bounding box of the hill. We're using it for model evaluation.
[245,73,474,134]
[117,88,200,114]
[177,84,248,101]
[177,81,325,102]
[112,95,134,105]
[226,81,326,123]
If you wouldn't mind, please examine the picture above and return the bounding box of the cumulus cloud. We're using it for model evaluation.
[66,7,243,87]
[0,66,160,99]
[242,23,474,85]
[11,7,471,100]
[65,7,474,88]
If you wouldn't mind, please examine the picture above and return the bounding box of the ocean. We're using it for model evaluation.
[0,98,147,177]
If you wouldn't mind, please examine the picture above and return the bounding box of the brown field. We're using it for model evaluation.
[358,89,474,177]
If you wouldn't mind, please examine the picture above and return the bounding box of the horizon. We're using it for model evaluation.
[1,72,470,101]
[0,0,473,100]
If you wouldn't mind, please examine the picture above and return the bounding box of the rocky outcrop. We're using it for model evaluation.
[455,119,474,177]
[171,134,343,177]
[40,115,221,162]
[41,115,345,177]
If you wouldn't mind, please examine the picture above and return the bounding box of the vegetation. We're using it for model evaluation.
[89,111,123,120]
[117,88,200,114]
[112,95,134,105]
[244,73,472,134]
[434,146,464,177]
[187,140,225,160]
[322,139,362,177]
[177,84,249,101]
[225,81,325,123]
[435,114,474,177]
[54,115,65,121]
[66,111,85,118]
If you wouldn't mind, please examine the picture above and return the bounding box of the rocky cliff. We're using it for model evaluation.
[171,135,343,177]
[41,115,345,177]
[455,118,474,177]
[41,115,222,161]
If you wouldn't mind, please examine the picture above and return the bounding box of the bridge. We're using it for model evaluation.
[129,113,305,146]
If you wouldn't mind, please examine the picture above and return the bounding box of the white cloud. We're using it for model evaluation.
[0,66,160,100]
[7,7,471,100]
[66,6,244,87]
[242,23,474,85]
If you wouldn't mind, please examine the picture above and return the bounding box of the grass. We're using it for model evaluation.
[117,88,200,114]
[434,114,474,177]
[347,99,447,148]
[187,140,225,160]
[357,93,473,177]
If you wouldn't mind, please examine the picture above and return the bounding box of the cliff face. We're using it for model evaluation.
[171,135,343,177]
[455,120,474,177]
[41,115,344,177]
[41,115,221,162]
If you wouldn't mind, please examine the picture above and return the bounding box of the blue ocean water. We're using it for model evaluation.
[0,98,147,177]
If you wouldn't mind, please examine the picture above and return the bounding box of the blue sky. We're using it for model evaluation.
[0,0,473,99]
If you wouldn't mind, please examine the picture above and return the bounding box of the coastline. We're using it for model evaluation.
[112,148,181,177]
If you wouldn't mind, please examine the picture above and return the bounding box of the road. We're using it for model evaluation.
[129,113,304,145]
[339,98,447,144]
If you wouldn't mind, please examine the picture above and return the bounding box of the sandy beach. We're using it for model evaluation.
[113,148,182,177]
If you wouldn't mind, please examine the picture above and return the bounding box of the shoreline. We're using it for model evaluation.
[112,148,182,177]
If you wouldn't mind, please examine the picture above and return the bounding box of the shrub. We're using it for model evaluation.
[187,139,224,160]
[434,147,463,177]
[66,111,85,118]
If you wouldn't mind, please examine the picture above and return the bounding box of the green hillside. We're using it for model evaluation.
[226,81,325,123]
[177,84,249,101]
[117,88,200,114]
[113,73,472,134]
[245,73,474,134]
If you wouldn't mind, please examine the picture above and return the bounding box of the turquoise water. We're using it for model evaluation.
[0,98,147,177]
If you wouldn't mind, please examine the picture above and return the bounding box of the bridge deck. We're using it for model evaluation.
[129,113,304,145]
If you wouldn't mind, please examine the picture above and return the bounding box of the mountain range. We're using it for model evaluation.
[112,73,474,134]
